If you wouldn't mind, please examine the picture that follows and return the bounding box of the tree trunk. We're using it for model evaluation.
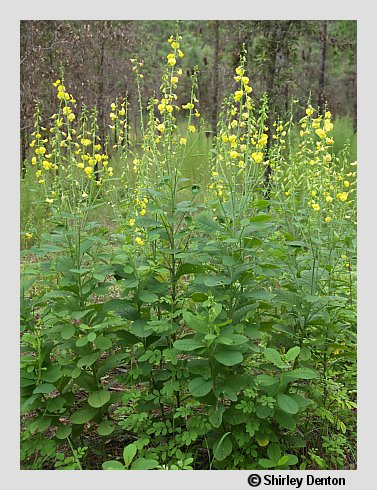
[318,20,327,114]
[263,24,278,194]
[211,20,220,137]
[96,38,106,180]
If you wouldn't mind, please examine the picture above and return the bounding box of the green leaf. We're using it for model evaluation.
[256,433,270,446]
[259,458,275,468]
[182,311,208,333]
[203,276,231,287]
[131,319,153,338]
[277,393,299,414]
[264,348,282,366]
[213,432,232,461]
[70,405,98,424]
[173,338,204,351]
[88,390,111,408]
[87,332,97,343]
[76,337,88,347]
[61,324,75,340]
[95,335,113,350]
[97,420,115,436]
[77,352,99,368]
[285,346,300,362]
[257,374,280,387]
[33,383,55,395]
[278,454,298,466]
[267,443,281,463]
[130,458,159,470]
[188,377,213,397]
[284,367,318,381]
[275,410,296,430]
[139,291,159,303]
[41,365,62,383]
[214,347,243,366]
[55,425,72,440]
[223,406,249,425]
[102,460,125,470]
[208,404,225,428]
[123,443,137,468]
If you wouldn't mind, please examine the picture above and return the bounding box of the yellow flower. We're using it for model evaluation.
[171,41,180,49]
[179,137,187,145]
[81,138,91,146]
[325,216,332,223]
[111,102,116,110]
[212,171,219,176]
[178,49,184,58]
[344,180,350,188]
[35,169,42,177]
[235,66,245,76]
[171,76,179,84]
[337,192,348,202]
[324,153,332,163]
[231,120,238,128]
[312,203,320,211]
[68,113,75,122]
[135,236,144,246]
[188,125,196,133]
[326,195,333,203]
[167,56,176,66]
[129,218,136,226]
[182,102,194,110]
[43,160,52,170]
[229,150,238,159]
[324,120,333,132]
[84,166,93,176]
[306,106,315,116]
[26,232,33,239]
[315,128,326,139]
[31,157,37,165]
[52,79,61,87]
[45,198,54,204]
[251,152,263,164]
[221,134,228,143]
[157,123,165,132]
[35,146,46,155]
[234,90,243,102]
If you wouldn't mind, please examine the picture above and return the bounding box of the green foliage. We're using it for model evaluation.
[20,30,356,471]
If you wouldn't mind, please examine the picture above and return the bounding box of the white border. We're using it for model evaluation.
[2,1,375,488]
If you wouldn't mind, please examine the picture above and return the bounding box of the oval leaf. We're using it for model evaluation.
[188,377,213,397]
[131,458,159,470]
[97,420,115,436]
[88,390,111,408]
[214,348,243,366]
[102,460,125,470]
[277,393,299,414]
[173,338,204,352]
[55,425,72,440]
